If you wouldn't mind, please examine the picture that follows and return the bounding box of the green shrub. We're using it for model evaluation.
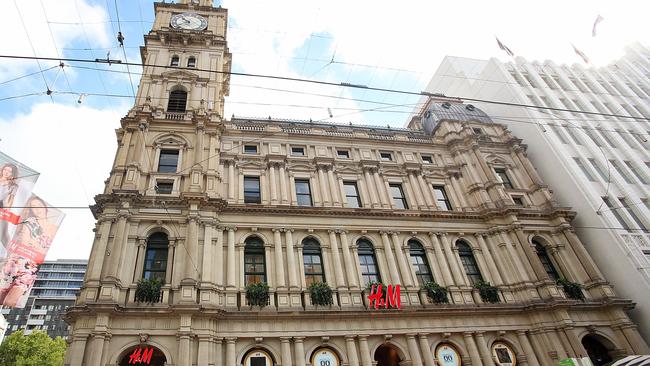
[473,280,500,303]
[308,282,334,306]
[135,278,163,304]
[245,282,270,308]
[557,278,585,301]
[421,281,449,304]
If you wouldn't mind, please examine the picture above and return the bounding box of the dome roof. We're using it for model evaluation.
[421,102,493,135]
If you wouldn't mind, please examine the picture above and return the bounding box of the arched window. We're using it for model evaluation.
[408,240,433,285]
[170,55,179,67]
[187,56,196,68]
[302,238,324,285]
[167,90,187,112]
[457,241,482,285]
[244,236,266,285]
[357,239,380,286]
[143,232,169,282]
[533,239,559,280]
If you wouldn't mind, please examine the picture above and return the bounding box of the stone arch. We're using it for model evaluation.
[305,342,348,366]
[579,331,619,366]
[111,339,172,366]
[239,232,271,246]
[168,83,188,93]
[153,132,191,149]
[139,223,174,240]
[237,343,281,366]
[370,340,409,366]
[487,335,525,364]
[455,236,478,250]
[431,338,470,364]
[402,235,430,249]
[350,234,380,249]
[529,234,554,248]
[295,232,326,248]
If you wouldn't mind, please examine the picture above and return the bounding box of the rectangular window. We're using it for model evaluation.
[563,125,582,145]
[337,150,350,159]
[609,160,634,184]
[617,130,638,150]
[243,176,261,204]
[472,128,484,135]
[584,128,603,147]
[494,168,514,189]
[295,179,312,206]
[603,197,630,230]
[389,184,408,209]
[550,124,569,144]
[244,253,266,285]
[432,185,452,211]
[380,152,393,161]
[157,150,179,173]
[588,158,609,181]
[599,130,617,148]
[155,181,173,194]
[421,155,433,164]
[512,196,524,206]
[243,145,258,154]
[303,253,324,286]
[573,158,596,182]
[629,130,648,149]
[343,181,362,208]
[625,161,648,184]
[291,146,305,156]
[620,198,648,232]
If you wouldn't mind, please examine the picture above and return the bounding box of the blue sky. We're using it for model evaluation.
[0,0,648,260]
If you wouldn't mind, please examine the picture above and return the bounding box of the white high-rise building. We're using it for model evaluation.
[415,43,650,341]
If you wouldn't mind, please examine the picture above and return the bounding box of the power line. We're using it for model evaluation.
[12,0,51,96]
[113,0,137,99]
[1,54,649,123]
[0,65,58,86]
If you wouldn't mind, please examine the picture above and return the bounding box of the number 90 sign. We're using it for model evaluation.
[311,348,339,366]
[435,344,461,366]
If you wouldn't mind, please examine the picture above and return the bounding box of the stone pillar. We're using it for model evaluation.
[328,230,346,288]
[178,334,191,366]
[289,174,298,205]
[238,170,244,203]
[621,326,650,353]
[106,214,128,279]
[562,227,604,281]
[358,335,372,366]
[499,230,530,282]
[450,175,468,208]
[317,166,331,206]
[185,216,199,281]
[214,227,224,285]
[273,229,286,288]
[279,163,289,204]
[485,233,514,284]
[474,332,493,366]
[406,334,423,366]
[226,227,236,287]
[512,228,547,281]
[87,333,105,366]
[226,338,237,366]
[166,239,176,285]
[517,330,540,366]
[327,167,341,206]
[418,334,435,366]
[408,172,426,208]
[214,338,224,366]
[471,241,493,283]
[547,330,568,361]
[65,334,88,366]
[345,336,360,366]
[476,234,503,285]
[363,168,380,208]
[134,238,146,281]
[201,221,213,283]
[391,232,414,287]
[429,233,453,286]
[285,229,298,288]
[380,231,400,283]
[463,332,484,366]
[340,231,358,288]
[440,233,466,286]
[269,163,279,204]
[198,336,211,366]
[89,220,111,281]
[417,173,435,208]
[294,337,306,366]
[228,161,235,201]
[374,170,390,208]
[281,337,293,366]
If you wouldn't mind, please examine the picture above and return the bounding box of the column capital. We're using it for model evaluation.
[293,337,305,342]
[284,228,295,233]
[272,228,283,233]
[226,226,237,232]
[280,337,292,343]
[344,335,357,341]
[438,232,448,238]
[462,331,474,337]
[225,337,237,343]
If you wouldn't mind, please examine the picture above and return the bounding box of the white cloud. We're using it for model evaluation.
[0,102,121,260]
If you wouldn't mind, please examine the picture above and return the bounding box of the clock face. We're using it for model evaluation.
[170,13,207,31]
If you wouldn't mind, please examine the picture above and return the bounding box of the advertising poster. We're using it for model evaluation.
[0,194,64,307]
[0,151,40,259]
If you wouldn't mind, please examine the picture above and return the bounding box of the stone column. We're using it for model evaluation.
[226,227,236,287]
[440,233,466,286]
[327,167,341,206]
[273,229,286,288]
[363,168,380,208]
[65,334,88,366]
[185,216,199,280]
[134,238,146,281]
[279,163,289,204]
[562,227,604,281]
[391,232,414,287]
[517,330,540,366]
[201,221,213,283]
[166,239,176,285]
[228,161,235,201]
[285,229,299,288]
[281,337,293,366]
[107,214,128,278]
[429,233,453,286]
[406,334,423,366]
[89,220,111,281]
[289,174,298,205]
[214,227,224,285]
[500,230,530,282]
[547,330,568,361]
[178,334,191,366]
[345,336,360,366]
[470,241,493,283]
[269,163,279,204]
[87,333,105,366]
[340,231,358,288]
[512,228,547,281]
[198,336,211,366]
[226,338,236,366]
[417,173,435,208]
[621,326,650,353]
[476,234,503,285]
[408,172,426,208]
[381,231,400,283]
[294,337,306,366]
[214,338,224,366]
[474,332,493,366]
[317,166,331,206]
[328,230,346,288]
[450,175,468,208]
[374,170,390,208]
[418,334,435,366]
[423,240,445,286]
[485,232,514,284]
[358,335,372,366]
[463,332,484,366]
[238,170,244,203]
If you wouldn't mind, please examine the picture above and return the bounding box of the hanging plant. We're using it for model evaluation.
[473,280,500,303]
[135,278,163,304]
[365,280,387,297]
[308,282,334,307]
[245,282,270,308]
[557,278,585,301]
[421,281,449,304]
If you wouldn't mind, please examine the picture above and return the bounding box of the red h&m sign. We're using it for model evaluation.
[128,347,154,365]
[367,284,401,309]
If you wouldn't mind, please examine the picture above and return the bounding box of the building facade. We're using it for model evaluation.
[415,46,650,341]
[65,2,649,365]
[1,259,86,340]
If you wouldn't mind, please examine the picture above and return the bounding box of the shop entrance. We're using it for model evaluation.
[374,344,401,366]
[581,335,614,366]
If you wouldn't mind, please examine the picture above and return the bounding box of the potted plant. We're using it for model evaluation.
[135,278,163,304]
[245,282,270,308]
[557,278,585,301]
[473,280,500,303]
[421,281,449,304]
[308,281,333,307]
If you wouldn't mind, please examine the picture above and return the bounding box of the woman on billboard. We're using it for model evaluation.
[0,163,19,246]
[0,196,59,307]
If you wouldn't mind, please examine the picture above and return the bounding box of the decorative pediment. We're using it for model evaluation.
[236,159,266,169]
[287,161,315,172]
[154,133,190,148]
[335,165,361,175]
[485,154,509,166]
[380,167,407,177]
[160,69,200,81]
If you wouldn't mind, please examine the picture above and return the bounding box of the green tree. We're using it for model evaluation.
[0,330,66,366]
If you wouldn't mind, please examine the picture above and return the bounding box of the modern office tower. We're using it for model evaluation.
[63,2,649,366]
[416,43,650,342]
[1,259,86,340]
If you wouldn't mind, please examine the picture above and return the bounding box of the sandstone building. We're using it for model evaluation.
[64,1,649,365]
